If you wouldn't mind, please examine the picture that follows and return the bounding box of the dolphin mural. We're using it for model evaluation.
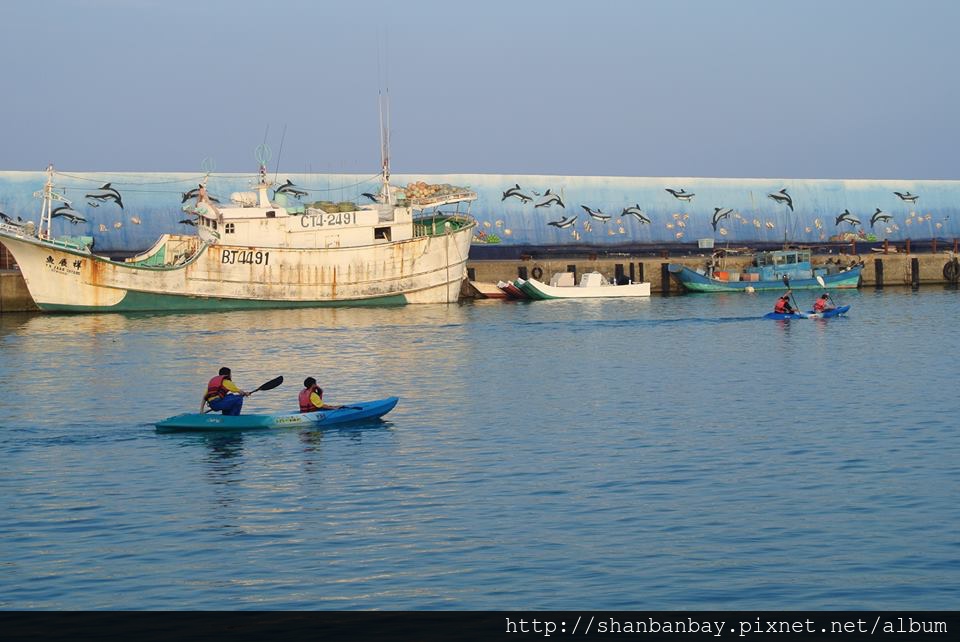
[665,188,695,201]
[621,205,650,224]
[835,209,861,227]
[581,205,610,222]
[51,205,87,224]
[501,184,532,203]
[711,207,733,231]
[534,189,564,208]
[85,183,123,209]
[547,214,577,229]
[181,186,221,203]
[274,179,309,199]
[893,191,919,203]
[361,192,379,202]
[768,188,794,211]
[870,208,893,228]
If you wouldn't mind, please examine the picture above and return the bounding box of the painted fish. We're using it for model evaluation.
[621,205,650,224]
[581,205,610,222]
[534,189,565,209]
[85,183,124,209]
[665,188,695,201]
[768,188,794,211]
[501,184,532,203]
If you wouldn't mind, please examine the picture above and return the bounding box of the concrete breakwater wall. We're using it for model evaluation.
[466,250,960,296]
[3,251,959,313]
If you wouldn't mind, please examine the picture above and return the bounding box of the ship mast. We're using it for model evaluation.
[34,164,67,240]
[378,91,393,205]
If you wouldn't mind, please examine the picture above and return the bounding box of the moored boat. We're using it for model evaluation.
[518,271,651,300]
[155,396,399,432]
[668,248,862,293]
[496,279,530,299]
[0,159,476,312]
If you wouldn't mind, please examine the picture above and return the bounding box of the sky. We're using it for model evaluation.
[2,0,959,179]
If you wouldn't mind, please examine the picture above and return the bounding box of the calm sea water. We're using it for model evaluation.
[1,287,957,610]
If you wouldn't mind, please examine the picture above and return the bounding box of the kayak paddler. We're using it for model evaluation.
[812,293,835,313]
[299,377,342,413]
[773,291,796,314]
[202,367,250,415]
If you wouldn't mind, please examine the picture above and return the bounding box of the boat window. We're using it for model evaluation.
[225,223,235,234]
[375,226,391,241]
[266,211,276,218]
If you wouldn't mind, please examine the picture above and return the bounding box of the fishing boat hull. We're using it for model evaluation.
[518,273,651,300]
[0,221,473,311]
[763,305,850,320]
[668,263,861,292]
[154,396,399,432]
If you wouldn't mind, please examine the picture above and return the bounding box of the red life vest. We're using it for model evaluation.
[813,298,828,312]
[299,386,321,413]
[774,298,790,313]
[205,375,228,401]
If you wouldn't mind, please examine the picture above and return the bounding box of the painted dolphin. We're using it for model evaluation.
[534,189,565,209]
[361,192,379,202]
[501,184,532,203]
[581,205,610,222]
[893,191,919,203]
[181,186,221,203]
[870,208,893,228]
[767,188,794,211]
[547,214,577,229]
[85,183,123,209]
[275,179,309,199]
[621,205,650,224]
[711,207,733,231]
[51,205,87,224]
[665,188,695,201]
[177,218,198,226]
[835,209,861,227]
[0,211,27,227]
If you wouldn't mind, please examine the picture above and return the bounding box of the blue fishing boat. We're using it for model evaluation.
[155,396,399,433]
[668,248,862,292]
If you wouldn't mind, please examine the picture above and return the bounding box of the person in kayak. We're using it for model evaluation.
[299,377,342,413]
[774,292,797,314]
[202,367,249,415]
[812,293,835,313]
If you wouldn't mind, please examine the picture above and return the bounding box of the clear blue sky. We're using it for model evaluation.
[2,0,958,179]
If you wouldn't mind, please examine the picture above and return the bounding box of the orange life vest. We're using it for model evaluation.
[774,298,790,313]
[205,375,228,401]
[813,298,828,312]
[299,386,322,413]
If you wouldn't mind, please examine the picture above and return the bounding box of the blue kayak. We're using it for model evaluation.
[764,305,850,320]
[155,396,399,433]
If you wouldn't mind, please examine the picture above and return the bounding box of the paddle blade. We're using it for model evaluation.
[782,275,790,288]
[254,376,283,393]
[816,274,827,288]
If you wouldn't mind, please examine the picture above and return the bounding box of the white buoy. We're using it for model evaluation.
[745,286,756,293]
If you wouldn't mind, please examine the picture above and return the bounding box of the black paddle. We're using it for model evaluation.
[781,275,801,315]
[202,376,284,413]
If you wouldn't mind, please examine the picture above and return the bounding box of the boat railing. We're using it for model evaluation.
[408,190,477,210]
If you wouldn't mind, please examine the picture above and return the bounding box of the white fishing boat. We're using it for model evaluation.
[518,271,651,299]
[0,160,477,312]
